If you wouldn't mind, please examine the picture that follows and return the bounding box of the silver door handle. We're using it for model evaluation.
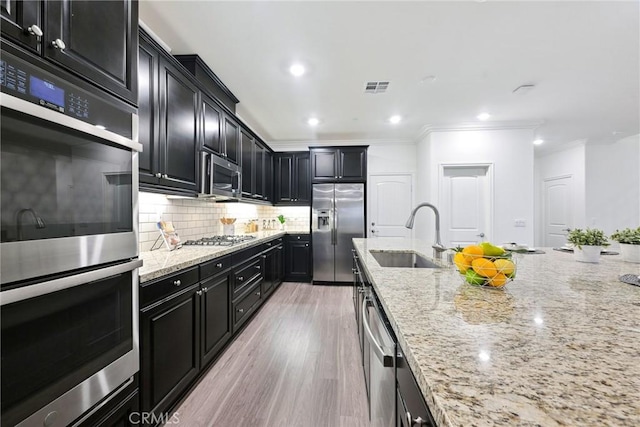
[477,232,485,238]
[27,24,43,37]
[173,280,181,286]
[406,412,429,426]
[155,173,162,178]
[216,263,223,268]
[361,299,394,367]
[51,38,66,49]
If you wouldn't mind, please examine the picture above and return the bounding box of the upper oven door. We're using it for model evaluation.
[0,45,141,285]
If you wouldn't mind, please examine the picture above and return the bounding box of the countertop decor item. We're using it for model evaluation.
[277,214,286,230]
[566,228,609,263]
[152,221,182,251]
[611,227,640,263]
[453,242,516,288]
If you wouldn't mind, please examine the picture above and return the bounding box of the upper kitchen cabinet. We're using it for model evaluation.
[310,146,368,183]
[138,29,199,194]
[200,93,223,154]
[241,127,270,202]
[222,113,240,164]
[1,0,42,52]
[1,0,138,104]
[275,152,310,205]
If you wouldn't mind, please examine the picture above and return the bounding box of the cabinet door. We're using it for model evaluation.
[137,37,159,184]
[310,148,337,181]
[264,151,273,202]
[275,244,284,286]
[140,285,200,415]
[285,240,311,281]
[275,154,294,203]
[240,129,254,197]
[339,147,367,181]
[254,142,265,199]
[223,114,240,164]
[44,0,138,103]
[200,274,232,368]
[159,57,199,191]
[201,94,222,154]
[294,153,311,203]
[1,0,41,52]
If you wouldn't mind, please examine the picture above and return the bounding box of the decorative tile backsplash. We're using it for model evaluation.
[138,192,310,251]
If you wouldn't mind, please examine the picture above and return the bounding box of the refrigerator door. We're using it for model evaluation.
[335,183,365,282]
[312,184,335,282]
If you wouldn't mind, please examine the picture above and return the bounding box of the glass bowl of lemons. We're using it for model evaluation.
[452,242,516,288]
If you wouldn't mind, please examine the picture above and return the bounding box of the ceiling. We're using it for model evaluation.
[139,1,639,152]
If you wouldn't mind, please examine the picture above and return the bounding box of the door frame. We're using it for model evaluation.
[438,163,494,246]
[367,173,415,238]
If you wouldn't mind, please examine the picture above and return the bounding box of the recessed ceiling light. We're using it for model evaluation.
[419,75,437,84]
[533,139,544,145]
[289,63,305,77]
[389,115,402,124]
[307,117,319,126]
[477,112,491,121]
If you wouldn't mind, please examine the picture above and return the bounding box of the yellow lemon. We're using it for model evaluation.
[454,252,470,273]
[488,273,508,287]
[462,245,484,263]
[493,259,515,276]
[471,258,497,278]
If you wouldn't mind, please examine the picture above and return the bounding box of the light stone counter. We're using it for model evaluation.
[139,229,308,283]
[352,238,640,427]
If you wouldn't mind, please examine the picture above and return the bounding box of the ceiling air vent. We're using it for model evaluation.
[365,81,390,94]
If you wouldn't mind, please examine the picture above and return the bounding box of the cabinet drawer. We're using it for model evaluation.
[233,257,263,295]
[232,281,263,330]
[140,266,199,308]
[285,234,310,242]
[232,244,263,266]
[262,237,283,250]
[200,254,232,279]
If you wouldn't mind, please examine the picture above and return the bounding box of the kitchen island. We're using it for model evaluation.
[353,238,640,427]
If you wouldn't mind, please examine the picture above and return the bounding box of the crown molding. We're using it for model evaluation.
[534,138,587,157]
[416,120,544,140]
[267,138,415,149]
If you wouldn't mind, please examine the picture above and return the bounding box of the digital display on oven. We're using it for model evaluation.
[29,76,65,108]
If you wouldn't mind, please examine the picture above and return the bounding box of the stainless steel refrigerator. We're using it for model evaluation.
[312,183,365,283]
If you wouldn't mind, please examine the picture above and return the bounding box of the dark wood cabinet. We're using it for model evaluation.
[275,152,311,205]
[285,234,311,282]
[254,142,266,200]
[310,146,367,183]
[201,93,222,154]
[1,0,137,103]
[262,239,283,298]
[223,114,240,164]
[1,0,41,53]
[200,273,232,368]
[241,128,254,198]
[240,127,270,202]
[140,284,200,419]
[138,30,199,194]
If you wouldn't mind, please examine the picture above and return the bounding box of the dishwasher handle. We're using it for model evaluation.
[362,298,394,367]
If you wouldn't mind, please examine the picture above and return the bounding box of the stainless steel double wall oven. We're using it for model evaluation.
[1,42,142,427]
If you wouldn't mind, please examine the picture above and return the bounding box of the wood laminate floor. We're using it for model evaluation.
[173,282,370,427]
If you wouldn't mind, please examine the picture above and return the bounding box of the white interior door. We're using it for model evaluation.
[544,175,573,247]
[440,165,492,247]
[369,174,412,238]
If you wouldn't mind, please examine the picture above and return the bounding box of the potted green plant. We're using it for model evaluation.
[277,214,286,231]
[610,227,640,263]
[566,228,609,263]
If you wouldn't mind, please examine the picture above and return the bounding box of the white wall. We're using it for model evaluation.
[534,142,587,246]
[415,128,535,246]
[585,134,640,235]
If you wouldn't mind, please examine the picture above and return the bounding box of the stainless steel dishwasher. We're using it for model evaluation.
[362,290,396,427]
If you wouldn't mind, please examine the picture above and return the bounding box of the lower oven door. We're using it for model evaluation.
[1,259,142,427]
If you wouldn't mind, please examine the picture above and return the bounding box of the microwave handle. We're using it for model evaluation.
[235,170,242,194]
[200,151,211,193]
[0,93,142,152]
[0,259,143,306]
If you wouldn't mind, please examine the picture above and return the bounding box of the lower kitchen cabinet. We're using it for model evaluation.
[140,284,200,423]
[285,234,311,282]
[262,239,284,297]
[232,279,263,332]
[200,272,232,368]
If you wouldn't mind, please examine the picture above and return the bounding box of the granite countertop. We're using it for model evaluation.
[139,229,308,283]
[352,238,640,427]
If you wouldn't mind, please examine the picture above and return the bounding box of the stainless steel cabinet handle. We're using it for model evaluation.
[297,236,301,240]
[406,412,428,426]
[155,172,162,178]
[266,242,272,246]
[203,287,208,293]
[334,175,338,178]
[305,244,309,247]
[262,255,267,259]
[162,174,168,179]
[255,265,261,270]
[339,176,342,178]
[51,38,66,49]
[196,290,203,296]
[277,247,283,250]
[173,280,181,286]
[362,299,394,367]
[27,25,43,37]
[216,263,223,268]
[256,291,261,296]
[238,308,244,313]
[237,276,244,281]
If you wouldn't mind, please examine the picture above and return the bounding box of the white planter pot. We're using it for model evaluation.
[619,243,640,263]
[573,246,602,263]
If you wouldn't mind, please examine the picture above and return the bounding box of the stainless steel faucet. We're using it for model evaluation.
[17,208,46,241]
[405,202,447,260]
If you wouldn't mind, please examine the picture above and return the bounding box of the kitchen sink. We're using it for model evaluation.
[369,250,440,269]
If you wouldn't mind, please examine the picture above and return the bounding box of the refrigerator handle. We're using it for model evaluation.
[333,204,338,246]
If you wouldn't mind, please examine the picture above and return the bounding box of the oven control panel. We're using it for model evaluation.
[0,50,134,139]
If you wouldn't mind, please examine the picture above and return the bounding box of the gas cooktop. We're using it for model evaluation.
[183,235,256,247]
